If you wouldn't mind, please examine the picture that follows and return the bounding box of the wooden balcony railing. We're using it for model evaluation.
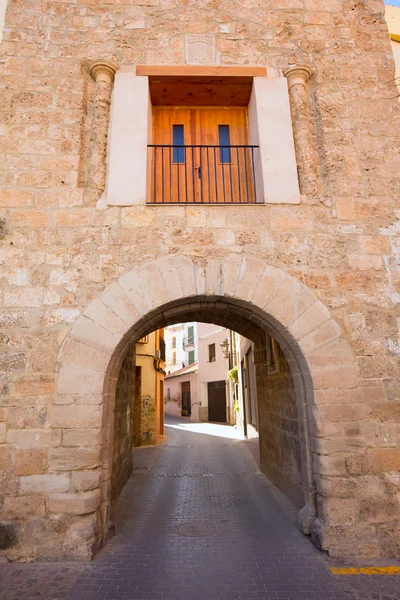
[147,145,259,204]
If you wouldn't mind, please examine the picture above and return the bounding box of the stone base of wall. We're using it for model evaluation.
[199,406,209,422]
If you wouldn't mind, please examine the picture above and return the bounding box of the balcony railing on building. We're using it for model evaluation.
[148,145,259,204]
[182,336,195,349]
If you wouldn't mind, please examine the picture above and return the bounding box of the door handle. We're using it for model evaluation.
[194,166,202,179]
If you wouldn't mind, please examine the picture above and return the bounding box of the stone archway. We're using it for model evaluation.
[56,254,359,558]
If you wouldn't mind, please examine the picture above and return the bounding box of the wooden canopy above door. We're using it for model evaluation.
[136,65,268,106]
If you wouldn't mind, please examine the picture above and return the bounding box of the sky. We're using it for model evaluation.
[385,0,400,6]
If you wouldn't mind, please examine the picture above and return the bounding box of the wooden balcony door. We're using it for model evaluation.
[151,107,254,203]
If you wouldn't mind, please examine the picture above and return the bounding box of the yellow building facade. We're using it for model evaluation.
[385,5,400,95]
[134,329,165,447]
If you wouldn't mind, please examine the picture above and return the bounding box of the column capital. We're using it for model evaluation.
[89,59,118,85]
[283,64,313,89]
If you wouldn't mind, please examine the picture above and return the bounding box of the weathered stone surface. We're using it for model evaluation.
[71,471,101,492]
[49,405,102,429]
[49,447,102,471]
[14,448,48,476]
[47,490,101,515]
[3,496,45,519]
[20,474,70,494]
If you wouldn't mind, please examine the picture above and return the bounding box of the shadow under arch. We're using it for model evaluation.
[56,254,358,555]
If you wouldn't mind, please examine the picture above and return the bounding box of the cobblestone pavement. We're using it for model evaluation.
[0,417,399,600]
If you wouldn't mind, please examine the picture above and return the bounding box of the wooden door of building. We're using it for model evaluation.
[151,108,255,204]
[181,381,191,417]
[207,380,227,423]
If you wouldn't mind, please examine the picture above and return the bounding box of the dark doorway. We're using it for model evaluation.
[208,380,227,423]
[181,381,191,417]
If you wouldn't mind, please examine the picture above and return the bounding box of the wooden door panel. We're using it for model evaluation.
[207,380,227,423]
[181,381,191,416]
[152,107,255,204]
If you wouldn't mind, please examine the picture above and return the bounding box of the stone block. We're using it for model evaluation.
[47,490,101,515]
[8,406,47,428]
[192,262,206,296]
[313,454,347,477]
[306,338,354,369]
[83,298,129,336]
[57,365,104,395]
[319,497,359,525]
[299,319,342,355]
[156,255,185,301]
[49,405,102,429]
[62,429,103,447]
[290,301,331,341]
[0,446,13,469]
[6,429,61,448]
[13,375,55,397]
[359,497,399,524]
[175,255,196,298]
[368,449,400,474]
[235,256,266,303]
[269,206,313,231]
[118,271,156,315]
[0,352,27,372]
[58,338,110,373]
[71,470,101,492]
[14,448,48,475]
[100,282,142,325]
[312,364,358,390]
[49,447,102,471]
[63,514,97,555]
[267,276,304,323]
[220,254,242,297]
[4,287,43,308]
[70,315,121,353]
[3,495,45,519]
[346,455,370,476]
[251,265,284,309]
[133,262,171,308]
[204,259,223,296]
[20,474,70,494]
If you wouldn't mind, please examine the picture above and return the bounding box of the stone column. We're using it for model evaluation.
[283,64,319,198]
[88,59,118,194]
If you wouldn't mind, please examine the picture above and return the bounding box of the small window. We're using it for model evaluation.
[172,351,176,364]
[188,350,195,365]
[173,125,185,163]
[172,336,176,349]
[187,326,194,345]
[208,343,216,363]
[218,125,231,163]
[167,388,170,399]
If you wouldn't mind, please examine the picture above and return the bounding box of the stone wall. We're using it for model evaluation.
[111,346,135,505]
[255,338,303,508]
[0,0,399,561]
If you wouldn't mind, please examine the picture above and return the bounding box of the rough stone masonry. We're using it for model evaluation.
[0,0,400,562]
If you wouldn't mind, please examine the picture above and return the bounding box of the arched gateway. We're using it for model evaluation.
[54,253,361,560]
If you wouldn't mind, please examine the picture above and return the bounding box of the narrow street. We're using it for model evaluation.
[0,417,399,600]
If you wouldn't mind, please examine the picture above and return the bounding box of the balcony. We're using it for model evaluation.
[182,336,195,349]
[148,144,259,204]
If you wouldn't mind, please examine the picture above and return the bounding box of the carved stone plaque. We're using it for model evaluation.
[185,35,216,65]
